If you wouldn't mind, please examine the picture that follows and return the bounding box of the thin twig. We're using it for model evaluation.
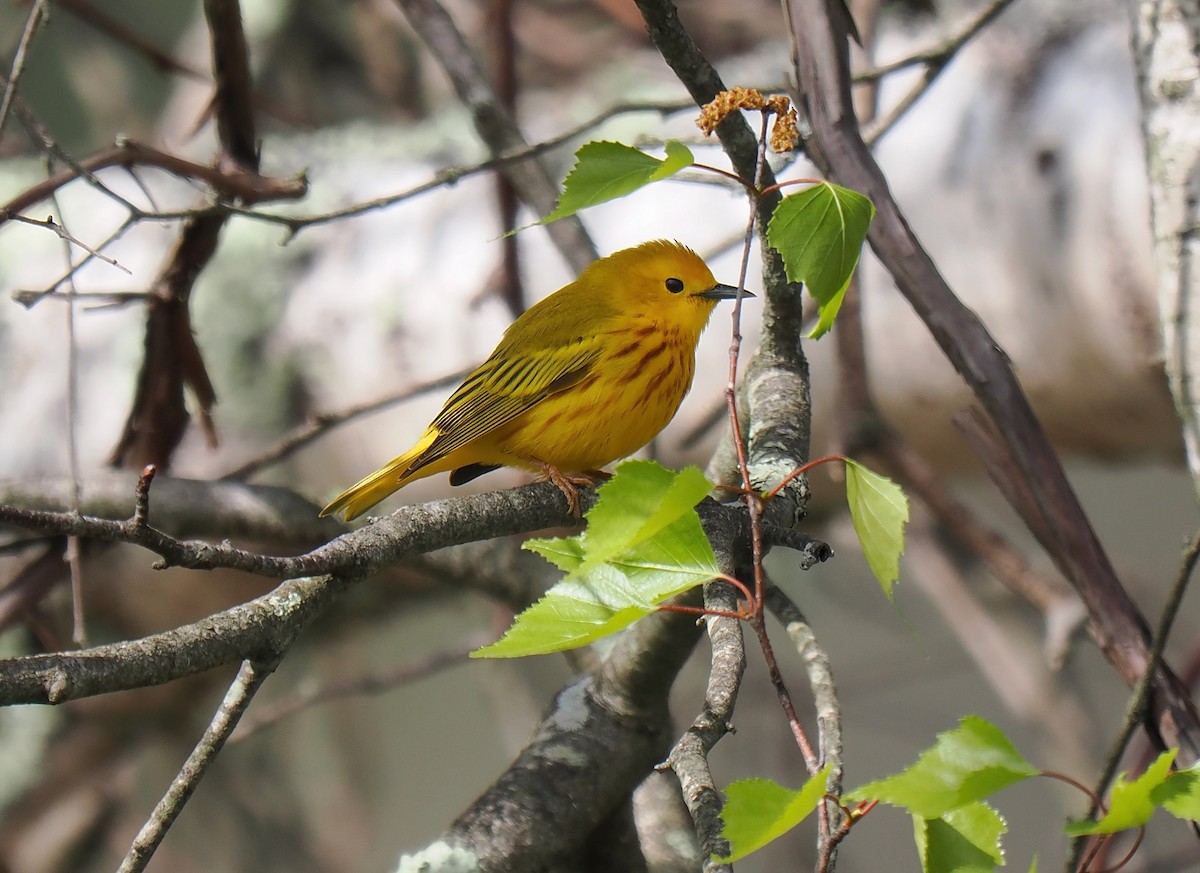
[0,0,48,142]
[0,138,308,231]
[862,0,1023,144]
[1,81,142,213]
[116,657,278,873]
[1066,532,1200,871]
[4,213,131,273]
[391,0,598,273]
[51,0,312,128]
[12,214,142,308]
[216,99,699,237]
[219,368,471,481]
[733,114,821,772]
[12,289,150,309]
[723,108,769,612]
[230,633,490,742]
[49,184,87,647]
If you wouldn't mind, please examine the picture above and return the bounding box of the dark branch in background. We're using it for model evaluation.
[391,0,599,274]
[1,472,339,547]
[836,10,1085,669]
[488,0,525,317]
[784,0,1200,759]
[0,0,48,142]
[0,139,307,228]
[50,0,312,129]
[0,540,67,640]
[205,0,257,166]
[108,0,265,471]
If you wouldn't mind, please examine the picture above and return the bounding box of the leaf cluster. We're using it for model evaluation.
[720,717,1200,871]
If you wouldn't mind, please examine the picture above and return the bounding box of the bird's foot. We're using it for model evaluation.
[537,465,601,518]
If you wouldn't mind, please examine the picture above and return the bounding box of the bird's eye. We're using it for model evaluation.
[665,277,685,294]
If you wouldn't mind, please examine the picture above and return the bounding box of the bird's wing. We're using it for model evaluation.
[412,334,604,467]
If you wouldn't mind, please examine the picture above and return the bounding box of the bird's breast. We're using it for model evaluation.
[492,323,699,471]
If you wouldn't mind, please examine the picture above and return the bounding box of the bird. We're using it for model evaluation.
[320,240,747,520]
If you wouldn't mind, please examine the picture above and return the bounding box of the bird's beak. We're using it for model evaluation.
[699,283,753,300]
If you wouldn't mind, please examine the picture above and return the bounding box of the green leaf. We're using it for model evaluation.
[849,716,1038,819]
[471,461,718,658]
[914,802,1007,873]
[766,181,874,338]
[567,461,714,576]
[538,140,694,226]
[1066,749,1177,835]
[716,766,833,862]
[1152,761,1200,822]
[844,458,909,598]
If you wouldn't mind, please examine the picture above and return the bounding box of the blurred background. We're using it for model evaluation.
[1,0,1197,870]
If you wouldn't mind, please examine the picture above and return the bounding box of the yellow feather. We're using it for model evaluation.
[321,240,743,520]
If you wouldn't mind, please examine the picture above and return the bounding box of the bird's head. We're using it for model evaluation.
[591,240,750,332]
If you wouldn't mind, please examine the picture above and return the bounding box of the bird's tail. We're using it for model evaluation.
[320,430,438,521]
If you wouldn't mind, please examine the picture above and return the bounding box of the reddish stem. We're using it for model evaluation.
[765,455,848,501]
[656,603,748,622]
[689,161,759,194]
[752,613,819,769]
[758,176,824,198]
[714,573,757,608]
[1089,828,1144,873]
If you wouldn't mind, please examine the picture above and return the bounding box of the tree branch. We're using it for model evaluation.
[665,579,743,872]
[1,472,339,546]
[423,602,706,870]
[0,484,772,707]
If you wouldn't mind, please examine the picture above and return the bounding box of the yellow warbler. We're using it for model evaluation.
[321,240,745,520]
